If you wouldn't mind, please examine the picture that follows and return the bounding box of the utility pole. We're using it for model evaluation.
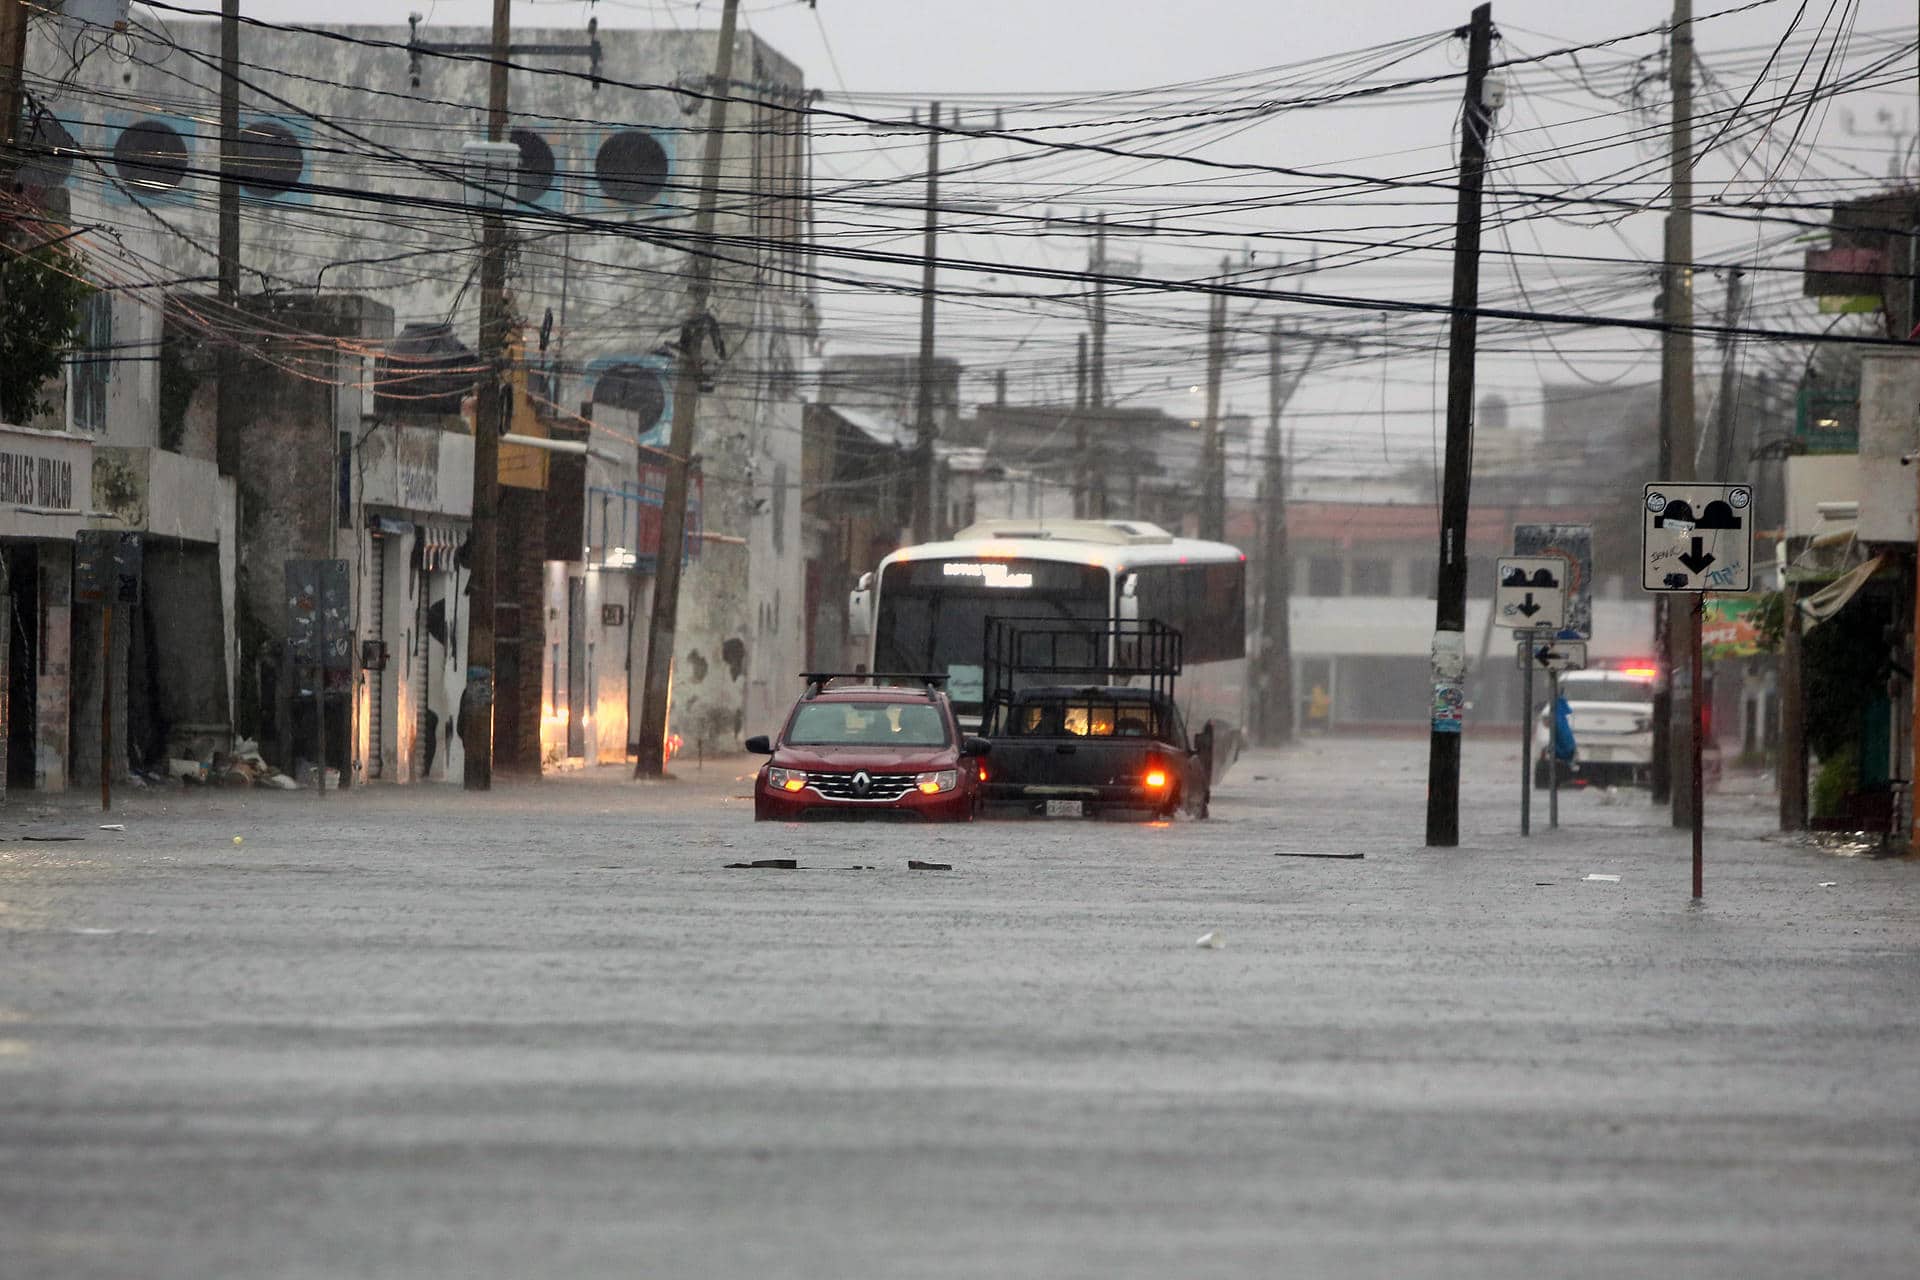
[1662,0,1699,830]
[463,0,513,790]
[1090,213,1107,410]
[910,101,941,545]
[635,0,741,778]
[1709,267,1744,479]
[217,0,240,475]
[1261,319,1294,746]
[1074,334,1092,517]
[1423,3,1494,849]
[1200,258,1228,541]
[1,0,28,183]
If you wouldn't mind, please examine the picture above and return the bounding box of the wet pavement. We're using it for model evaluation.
[2,734,1916,1278]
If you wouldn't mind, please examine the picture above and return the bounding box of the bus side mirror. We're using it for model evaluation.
[1118,572,1139,623]
[848,571,873,640]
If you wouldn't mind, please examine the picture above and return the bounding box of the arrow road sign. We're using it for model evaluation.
[1641,482,1753,592]
[1514,637,1587,672]
[1495,556,1566,629]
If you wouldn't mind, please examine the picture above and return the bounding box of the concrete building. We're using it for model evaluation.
[30,16,814,767]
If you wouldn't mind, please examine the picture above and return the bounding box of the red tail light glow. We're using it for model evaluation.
[1144,770,1168,789]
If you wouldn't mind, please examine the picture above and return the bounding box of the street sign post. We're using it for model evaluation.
[1513,637,1587,672]
[1514,631,1585,835]
[1640,482,1755,899]
[1495,556,1565,630]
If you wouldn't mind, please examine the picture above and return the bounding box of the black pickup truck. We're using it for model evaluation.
[976,618,1210,820]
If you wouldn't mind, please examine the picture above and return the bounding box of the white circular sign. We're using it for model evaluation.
[1729,487,1751,509]
[1646,492,1667,514]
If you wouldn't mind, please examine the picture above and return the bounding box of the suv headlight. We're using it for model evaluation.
[767,767,806,792]
[915,769,959,794]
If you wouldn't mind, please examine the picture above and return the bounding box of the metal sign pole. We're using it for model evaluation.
[1692,594,1705,898]
[1548,668,1560,829]
[100,604,112,812]
[1520,634,1533,837]
[315,603,328,797]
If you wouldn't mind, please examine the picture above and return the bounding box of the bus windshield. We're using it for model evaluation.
[873,558,1110,710]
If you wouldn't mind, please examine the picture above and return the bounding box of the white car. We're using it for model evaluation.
[1534,668,1657,788]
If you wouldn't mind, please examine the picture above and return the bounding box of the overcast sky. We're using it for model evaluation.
[224,0,1920,477]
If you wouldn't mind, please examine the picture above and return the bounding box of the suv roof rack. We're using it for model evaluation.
[798,671,949,700]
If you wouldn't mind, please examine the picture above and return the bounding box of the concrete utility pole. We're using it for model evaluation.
[463,0,513,790]
[1423,3,1494,849]
[1260,320,1294,746]
[635,0,741,778]
[1200,258,1228,542]
[911,101,941,544]
[1662,0,1700,830]
[1090,213,1107,410]
[217,0,240,474]
[1709,267,1744,478]
[1,0,28,182]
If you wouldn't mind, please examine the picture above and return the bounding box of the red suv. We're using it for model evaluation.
[746,675,991,821]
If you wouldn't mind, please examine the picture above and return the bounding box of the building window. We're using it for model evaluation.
[1306,556,1344,597]
[1407,557,1436,599]
[1349,558,1391,595]
[233,121,305,197]
[592,363,669,434]
[112,119,190,191]
[510,128,555,204]
[595,131,669,205]
[71,292,112,432]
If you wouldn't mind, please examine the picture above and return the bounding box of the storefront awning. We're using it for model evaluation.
[1798,553,1886,629]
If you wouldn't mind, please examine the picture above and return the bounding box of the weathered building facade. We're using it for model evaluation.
[30,17,814,774]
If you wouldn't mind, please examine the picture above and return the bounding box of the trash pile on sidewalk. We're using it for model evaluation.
[133,738,305,790]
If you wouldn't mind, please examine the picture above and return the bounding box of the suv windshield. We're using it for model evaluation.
[787,701,950,746]
[1561,678,1653,705]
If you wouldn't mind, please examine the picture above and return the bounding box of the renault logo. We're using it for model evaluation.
[851,770,872,797]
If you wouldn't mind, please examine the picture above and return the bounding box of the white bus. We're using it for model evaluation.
[849,519,1249,776]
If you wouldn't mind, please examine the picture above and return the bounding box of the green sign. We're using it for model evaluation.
[1702,594,1764,661]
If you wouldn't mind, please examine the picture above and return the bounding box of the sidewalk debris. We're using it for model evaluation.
[1818,881,1837,888]
[1274,851,1364,859]
[1195,929,1224,949]
[907,859,952,871]
[1583,873,1621,883]
[98,824,125,832]
[726,858,797,870]
[23,835,82,842]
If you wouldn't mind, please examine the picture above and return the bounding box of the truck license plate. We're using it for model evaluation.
[1045,800,1083,817]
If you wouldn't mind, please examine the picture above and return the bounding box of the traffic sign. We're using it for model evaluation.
[1514,523,1592,638]
[1641,482,1753,592]
[1495,556,1565,629]
[1514,636,1587,672]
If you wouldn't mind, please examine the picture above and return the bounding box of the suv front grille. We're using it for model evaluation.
[806,771,916,802]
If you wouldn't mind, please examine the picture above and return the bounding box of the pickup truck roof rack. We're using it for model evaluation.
[797,671,949,700]
[980,617,1182,717]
